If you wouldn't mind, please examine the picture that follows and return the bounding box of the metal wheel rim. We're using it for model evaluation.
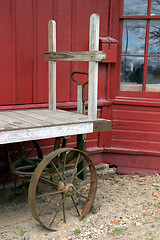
[28,148,97,231]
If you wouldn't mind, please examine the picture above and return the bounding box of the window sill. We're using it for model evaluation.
[121,83,160,92]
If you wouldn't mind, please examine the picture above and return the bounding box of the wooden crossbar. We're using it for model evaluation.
[44,51,106,62]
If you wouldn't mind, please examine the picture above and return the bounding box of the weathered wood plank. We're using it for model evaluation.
[54,109,88,118]
[0,108,111,144]
[29,109,90,121]
[0,111,39,128]
[13,110,64,125]
[0,112,41,129]
[0,119,18,130]
[44,51,106,62]
[0,119,111,145]
[24,109,86,124]
[0,122,94,144]
[48,20,56,110]
[12,110,64,125]
[88,14,100,120]
[23,109,89,123]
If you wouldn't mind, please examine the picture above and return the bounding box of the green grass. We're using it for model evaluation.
[144,232,152,237]
[154,203,160,208]
[114,228,124,233]
[97,214,102,217]
[141,191,146,195]
[74,229,81,235]
[0,231,9,235]
[16,226,28,237]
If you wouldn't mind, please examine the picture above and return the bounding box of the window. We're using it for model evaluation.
[120,0,160,93]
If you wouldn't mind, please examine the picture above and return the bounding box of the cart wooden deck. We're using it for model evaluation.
[0,109,111,144]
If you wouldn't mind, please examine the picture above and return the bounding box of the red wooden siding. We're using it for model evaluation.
[15,0,33,104]
[35,0,53,103]
[0,0,53,105]
[111,104,160,153]
[0,0,110,107]
[0,0,12,105]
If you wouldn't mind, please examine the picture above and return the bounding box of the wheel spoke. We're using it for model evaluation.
[26,146,35,157]
[50,160,65,184]
[36,190,63,198]
[72,165,86,180]
[38,192,59,216]
[62,193,66,223]
[39,176,58,187]
[69,153,81,183]
[62,152,67,179]
[75,193,88,200]
[49,211,58,227]
[71,195,80,216]
[75,179,94,194]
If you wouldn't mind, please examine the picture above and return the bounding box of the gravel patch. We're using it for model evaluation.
[1,164,160,239]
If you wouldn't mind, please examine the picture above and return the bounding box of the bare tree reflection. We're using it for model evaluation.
[149,23,160,54]
[151,0,160,15]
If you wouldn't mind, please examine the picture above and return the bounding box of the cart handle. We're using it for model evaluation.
[71,71,88,86]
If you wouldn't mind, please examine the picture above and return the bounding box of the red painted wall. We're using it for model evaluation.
[0,0,110,107]
[101,0,160,174]
[1,0,160,174]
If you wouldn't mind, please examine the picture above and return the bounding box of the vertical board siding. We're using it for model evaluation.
[92,0,110,37]
[71,0,92,101]
[54,0,72,102]
[71,0,109,101]
[35,0,53,103]
[0,0,109,106]
[0,0,12,105]
[15,0,33,104]
[112,105,160,153]
[93,0,109,100]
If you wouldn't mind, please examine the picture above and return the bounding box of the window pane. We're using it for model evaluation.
[122,20,146,55]
[151,0,160,15]
[146,57,160,92]
[123,0,148,15]
[148,20,160,55]
[121,56,144,91]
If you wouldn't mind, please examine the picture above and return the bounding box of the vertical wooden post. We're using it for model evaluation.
[77,85,86,114]
[88,14,100,119]
[48,20,56,110]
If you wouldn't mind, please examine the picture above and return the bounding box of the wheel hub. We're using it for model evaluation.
[58,181,76,197]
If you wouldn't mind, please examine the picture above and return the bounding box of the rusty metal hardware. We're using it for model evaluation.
[72,72,89,180]
[93,119,112,132]
[71,71,88,86]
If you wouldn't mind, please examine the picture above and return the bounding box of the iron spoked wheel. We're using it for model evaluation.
[28,148,97,231]
[11,140,43,177]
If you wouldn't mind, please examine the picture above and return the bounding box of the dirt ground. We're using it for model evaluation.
[1,164,160,240]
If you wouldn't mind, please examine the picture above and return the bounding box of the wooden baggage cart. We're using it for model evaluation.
[0,14,111,231]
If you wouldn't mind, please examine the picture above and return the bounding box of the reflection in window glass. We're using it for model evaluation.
[122,20,146,55]
[146,57,160,92]
[123,0,148,15]
[148,20,160,55]
[121,56,144,91]
[151,0,160,15]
